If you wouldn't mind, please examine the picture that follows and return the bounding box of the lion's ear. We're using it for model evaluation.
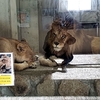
[66,34,76,45]
[17,43,25,52]
[21,39,26,42]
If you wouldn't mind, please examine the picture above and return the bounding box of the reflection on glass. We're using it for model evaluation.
[68,0,91,11]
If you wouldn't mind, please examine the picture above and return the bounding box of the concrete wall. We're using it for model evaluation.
[0,0,100,53]
[0,0,11,38]
[0,0,18,39]
[0,0,39,52]
[38,0,100,53]
[0,0,97,53]
[16,0,39,53]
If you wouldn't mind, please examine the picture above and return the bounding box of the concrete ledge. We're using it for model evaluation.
[1,54,100,96]
[1,65,100,96]
[0,97,100,100]
[70,54,100,65]
[52,68,100,79]
[16,64,100,79]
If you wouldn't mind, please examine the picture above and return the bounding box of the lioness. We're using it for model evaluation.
[0,37,36,71]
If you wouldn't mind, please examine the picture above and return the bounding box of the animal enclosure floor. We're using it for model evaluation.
[16,54,100,79]
[70,54,100,65]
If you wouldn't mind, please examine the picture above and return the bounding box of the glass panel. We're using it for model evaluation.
[38,0,100,54]
[67,0,91,11]
[16,0,100,54]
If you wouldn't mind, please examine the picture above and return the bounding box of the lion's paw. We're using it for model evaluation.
[38,56,57,67]
[49,55,58,62]
[29,61,39,69]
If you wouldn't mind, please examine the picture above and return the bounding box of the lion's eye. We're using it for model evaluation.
[53,33,56,37]
[61,35,66,39]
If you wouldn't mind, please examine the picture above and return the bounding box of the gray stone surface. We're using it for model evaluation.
[0,65,100,96]
[95,80,100,96]
[37,75,55,96]
[52,68,100,79]
[70,54,100,64]
[9,75,31,96]
[58,80,90,96]
[1,87,14,96]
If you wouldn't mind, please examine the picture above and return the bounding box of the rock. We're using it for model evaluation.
[37,75,55,96]
[95,80,100,96]
[58,80,90,96]
[9,75,31,96]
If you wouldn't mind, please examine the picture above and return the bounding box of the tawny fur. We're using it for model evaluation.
[67,29,100,54]
[39,21,100,67]
[39,22,76,67]
[0,37,36,70]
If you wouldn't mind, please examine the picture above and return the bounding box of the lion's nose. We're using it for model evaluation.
[54,42,59,45]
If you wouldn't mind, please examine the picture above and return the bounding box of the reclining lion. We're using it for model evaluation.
[39,20,100,69]
[0,37,37,71]
[39,21,76,69]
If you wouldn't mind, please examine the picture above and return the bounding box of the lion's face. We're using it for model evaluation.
[16,40,35,64]
[48,21,62,45]
[51,29,76,52]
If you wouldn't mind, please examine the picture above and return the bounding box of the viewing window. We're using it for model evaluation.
[68,0,91,11]
[59,0,92,12]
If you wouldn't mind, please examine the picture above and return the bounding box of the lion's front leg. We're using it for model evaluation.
[14,61,39,71]
[61,53,73,65]
[39,56,57,67]
[14,61,29,71]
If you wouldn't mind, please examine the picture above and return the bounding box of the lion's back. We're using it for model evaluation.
[0,37,14,52]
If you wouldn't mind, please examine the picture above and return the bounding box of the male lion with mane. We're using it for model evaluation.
[39,20,100,70]
[0,37,37,71]
[39,21,76,70]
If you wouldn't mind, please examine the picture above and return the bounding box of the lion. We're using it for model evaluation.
[39,21,76,69]
[39,20,100,68]
[0,37,37,71]
[62,17,100,54]
[55,19,100,54]
[67,29,100,54]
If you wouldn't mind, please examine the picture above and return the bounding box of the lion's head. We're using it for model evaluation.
[16,39,35,64]
[47,21,76,55]
[52,29,76,52]
[50,28,76,56]
[41,21,76,67]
